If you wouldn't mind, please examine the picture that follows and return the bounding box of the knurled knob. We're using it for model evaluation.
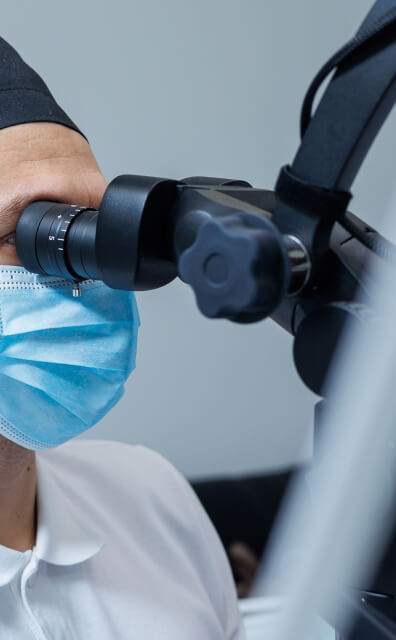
[178,212,289,321]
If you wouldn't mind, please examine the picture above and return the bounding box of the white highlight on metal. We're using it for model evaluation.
[252,187,396,639]
[72,282,81,297]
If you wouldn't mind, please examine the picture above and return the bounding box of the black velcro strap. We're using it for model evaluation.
[275,165,352,220]
[300,1,396,138]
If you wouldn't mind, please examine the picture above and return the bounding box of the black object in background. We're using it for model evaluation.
[192,470,293,559]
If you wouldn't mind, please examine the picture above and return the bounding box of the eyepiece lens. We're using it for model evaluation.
[16,202,100,280]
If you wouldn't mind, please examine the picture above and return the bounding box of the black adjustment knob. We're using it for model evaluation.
[178,212,289,322]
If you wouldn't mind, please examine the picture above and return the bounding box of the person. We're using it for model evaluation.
[0,37,245,639]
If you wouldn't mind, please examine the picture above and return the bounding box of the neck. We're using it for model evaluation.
[0,436,37,552]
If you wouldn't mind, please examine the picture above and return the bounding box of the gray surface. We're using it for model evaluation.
[3,0,394,477]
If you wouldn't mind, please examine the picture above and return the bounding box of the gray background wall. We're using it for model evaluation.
[3,0,395,478]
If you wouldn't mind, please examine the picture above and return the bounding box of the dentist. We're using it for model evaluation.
[0,37,244,639]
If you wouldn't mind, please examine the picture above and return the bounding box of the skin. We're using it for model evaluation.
[0,122,107,551]
[228,542,259,598]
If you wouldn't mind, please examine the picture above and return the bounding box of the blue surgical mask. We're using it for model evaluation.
[0,267,139,450]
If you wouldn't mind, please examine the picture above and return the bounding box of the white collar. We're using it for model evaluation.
[0,451,105,586]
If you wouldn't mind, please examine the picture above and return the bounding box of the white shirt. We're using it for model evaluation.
[0,439,245,640]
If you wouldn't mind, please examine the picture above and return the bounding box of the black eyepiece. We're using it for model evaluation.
[15,201,101,281]
[15,175,179,290]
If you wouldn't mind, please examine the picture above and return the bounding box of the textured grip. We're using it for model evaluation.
[178,212,289,322]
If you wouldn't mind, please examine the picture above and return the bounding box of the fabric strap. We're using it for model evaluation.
[275,164,352,221]
[300,0,396,137]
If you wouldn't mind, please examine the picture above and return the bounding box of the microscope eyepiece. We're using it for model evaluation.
[15,201,101,281]
[15,175,179,291]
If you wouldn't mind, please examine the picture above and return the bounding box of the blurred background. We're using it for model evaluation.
[3,0,394,479]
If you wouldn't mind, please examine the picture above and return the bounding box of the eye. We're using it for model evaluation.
[6,235,16,245]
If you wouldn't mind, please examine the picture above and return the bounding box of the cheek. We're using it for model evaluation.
[0,244,21,266]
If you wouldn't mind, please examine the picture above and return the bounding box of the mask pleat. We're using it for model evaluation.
[0,372,92,445]
[0,325,138,371]
[0,358,129,420]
